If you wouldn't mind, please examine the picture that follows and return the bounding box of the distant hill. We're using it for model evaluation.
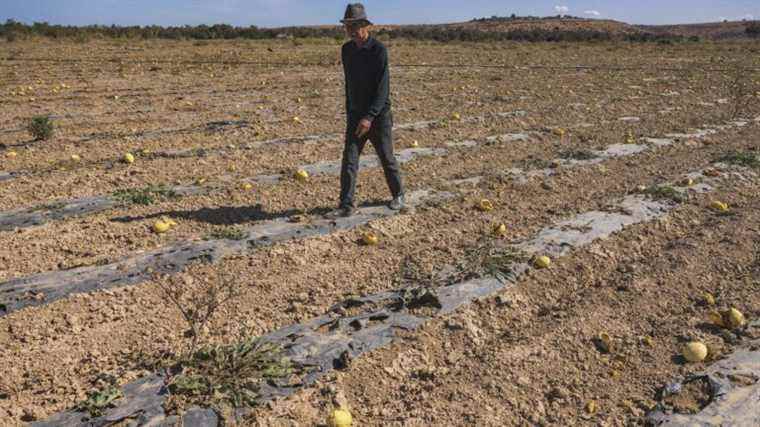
[638,20,759,40]
[2,16,758,42]
[357,17,652,43]
[337,17,644,38]
[433,16,759,40]
[451,17,643,36]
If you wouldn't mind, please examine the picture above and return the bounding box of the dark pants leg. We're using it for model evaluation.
[339,113,404,208]
[339,118,367,208]
[368,113,404,199]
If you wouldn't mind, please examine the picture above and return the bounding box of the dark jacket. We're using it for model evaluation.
[341,36,391,121]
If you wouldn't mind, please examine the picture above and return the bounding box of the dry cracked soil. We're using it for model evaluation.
[0,37,759,426]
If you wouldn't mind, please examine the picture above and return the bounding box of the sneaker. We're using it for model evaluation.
[389,195,405,211]
[327,205,356,218]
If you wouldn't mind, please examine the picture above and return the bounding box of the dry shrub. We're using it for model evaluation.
[156,269,297,417]
[28,115,54,141]
[156,269,240,353]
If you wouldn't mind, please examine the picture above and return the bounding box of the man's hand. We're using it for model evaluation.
[355,118,372,138]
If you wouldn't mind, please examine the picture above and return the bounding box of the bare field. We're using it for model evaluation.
[0,38,759,425]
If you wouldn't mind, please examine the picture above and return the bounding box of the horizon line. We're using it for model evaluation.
[3,16,758,30]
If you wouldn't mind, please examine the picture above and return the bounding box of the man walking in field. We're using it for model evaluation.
[332,3,404,217]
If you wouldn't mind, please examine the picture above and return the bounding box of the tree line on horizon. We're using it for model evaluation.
[2,18,758,43]
[747,21,760,37]
[470,14,587,22]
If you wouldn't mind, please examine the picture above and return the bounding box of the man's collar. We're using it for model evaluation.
[355,36,375,50]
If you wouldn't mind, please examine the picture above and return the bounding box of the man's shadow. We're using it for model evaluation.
[109,199,390,226]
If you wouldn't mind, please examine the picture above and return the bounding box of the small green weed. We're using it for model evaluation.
[28,115,54,141]
[644,185,687,203]
[206,227,248,241]
[464,244,529,282]
[75,386,123,417]
[112,185,178,205]
[717,151,760,169]
[168,339,294,410]
[520,157,554,170]
[480,249,526,277]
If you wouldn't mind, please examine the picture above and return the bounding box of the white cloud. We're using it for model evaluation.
[584,10,601,17]
[739,14,754,20]
[554,5,569,16]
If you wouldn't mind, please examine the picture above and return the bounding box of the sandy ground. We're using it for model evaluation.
[0,38,758,425]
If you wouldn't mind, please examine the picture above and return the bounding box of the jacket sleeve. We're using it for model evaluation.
[342,45,351,114]
[364,46,389,121]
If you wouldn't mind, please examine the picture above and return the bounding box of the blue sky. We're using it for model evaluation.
[2,0,758,27]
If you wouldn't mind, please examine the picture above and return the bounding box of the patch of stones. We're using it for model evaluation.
[36,164,758,426]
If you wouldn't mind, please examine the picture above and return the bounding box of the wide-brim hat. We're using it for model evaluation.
[340,3,373,26]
